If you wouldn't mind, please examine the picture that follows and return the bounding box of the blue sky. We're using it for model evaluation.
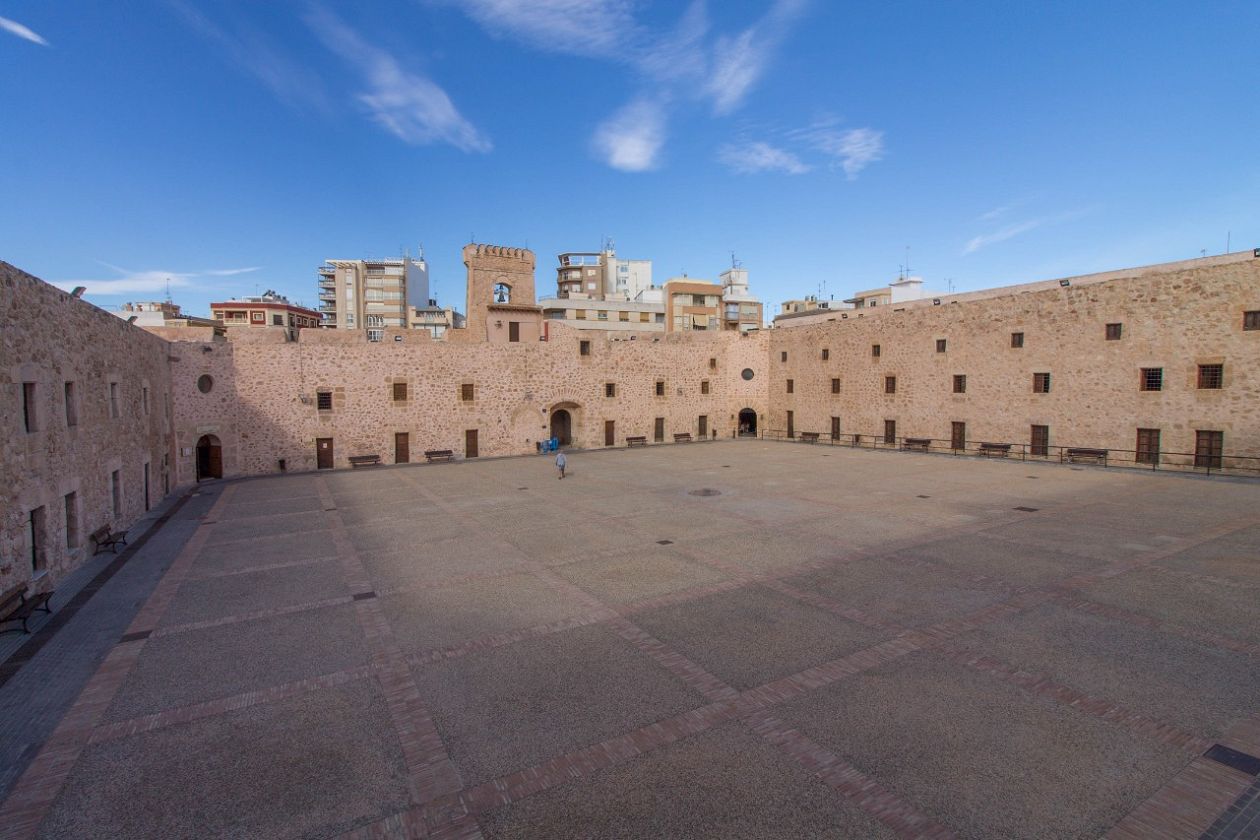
[2,1,1258,318]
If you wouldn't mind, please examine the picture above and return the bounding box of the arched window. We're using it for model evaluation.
[493,282,511,304]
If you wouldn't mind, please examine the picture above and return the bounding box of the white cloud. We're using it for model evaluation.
[452,0,638,58]
[0,15,48,46]
[718,141,809,175]
[963,220,1043,255]
[592,99,666,172]
[804,126,885,179]
[307,8,491,152]
[704,0,806,115]
[52,265,260,296]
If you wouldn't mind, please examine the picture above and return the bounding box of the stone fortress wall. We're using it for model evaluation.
[3,250,1258,595]
[2,262,175,592]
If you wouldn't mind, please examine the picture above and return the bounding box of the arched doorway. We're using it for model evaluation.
[196,434,223,480]
[738,408,757,437]
[550,409,572,446]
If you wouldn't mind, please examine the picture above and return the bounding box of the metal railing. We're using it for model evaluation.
[757,430,1259,478]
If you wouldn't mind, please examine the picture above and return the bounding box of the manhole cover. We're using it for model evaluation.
[688,488,722,497]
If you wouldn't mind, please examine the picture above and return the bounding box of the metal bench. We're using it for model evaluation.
[902,437,931,452]
[979,442,1012,457]
[626,436,648,447]
[90,524,128,555]
[673,433,692,443]
[348,454,381,468]
[424,449,455,463]
[1,585,53,635]
[799,432,820,443]
[1063,447,1108,465]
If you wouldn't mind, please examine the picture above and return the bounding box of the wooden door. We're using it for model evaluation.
[951,421,966,450]
[604,420,615,446]
[316,438,334,469]
[465,429,479,458]
[830,416,840,440]
[654,417,664,442]
[508,321,520,342]
[395,432,410,464]
[786,411,794,438]
[698,415,707,437]
[1135,428,1159,465]
[1030,425,1049,456]
[207,445,223,478]
[1195,430,1222,469]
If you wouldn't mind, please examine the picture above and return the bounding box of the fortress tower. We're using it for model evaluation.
[462,243,542,343]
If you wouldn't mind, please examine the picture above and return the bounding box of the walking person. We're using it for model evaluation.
[555,450,567,479]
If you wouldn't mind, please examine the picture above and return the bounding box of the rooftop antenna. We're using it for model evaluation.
[164,277,172,303]
[1226,231,1231,253]
[905,245,912,277]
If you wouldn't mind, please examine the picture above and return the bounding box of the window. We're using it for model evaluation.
[64,382,77,427]
[781,351,788,362]
[367,329,384,342]
[655,380,665,396]
[831,378,841,394]
[1140,368,1163,391]
[640,312,650,323]
[64,492,79,549]
[741,368,754,381]
[109,382,120,418]
[691,294,706,306]
[392,382,407,402]
[574,310,586,320]
[830,416,841,440]
[461,383,475,401]
[142,385,150,415]
[1105,323,1123,340]
[786,379,794,394]
[579,340,591,356]
[1030,425,1049,456]
[317,390,332,410]
[1136,428,1160,465]
[1033,372,1051,393]
[885,376,896,394]
[953,374,966,394]
[1011,332,1024,348]
[1245,311,1260,331]
[655,313,665,323]
[872,344,881,357]
[22,382,37,433]
[1198,364,1223,389]
[884,419,896,442]
[272,314,283,326]
[822,348,830,361]
[701,380,710,394]
[197,375,213,393]
[111,469,121,517]
[952,421,966,450]
[251,312,265,322]
[709,358,717,370]
[605,383,616,398]
[30,506,46,573]
[936,339,947,353]
[597,311,608,321]
[1195,430,1223,469]
[618,311,629,322]
[654,417,665,442]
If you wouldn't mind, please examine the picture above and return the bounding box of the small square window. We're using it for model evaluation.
[701,380,710,394]
[1244,311,1260,331]
[605,382,616,398]
[461,383,475,401]
[1033,372,1051,393]
[618,311,629,321]
[317,390,333,410]
[392,382,407,401]
[885,376,896,394]
[655,381,665,396]
[579,340,591,356]
[786,379,794,394]
[1105,323,1123,340]
[1197,364,1223,389]
[781,351,788,362]
[831,378,840,394]
[821,348,830,360]
[1140,368,1163,391]
[872,344,881,357]
[1011,332,1024,348]
[936,339,947,353]
[953,374,966,394]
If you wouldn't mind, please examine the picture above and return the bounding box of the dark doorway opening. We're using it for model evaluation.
[196,435,223,480]
[316,438,334,470]
[395,432,410,464]
[550,409,572,446]
[465,429,479,458]
[738,408,757,436]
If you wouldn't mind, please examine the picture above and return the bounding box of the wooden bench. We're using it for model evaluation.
[626,436,648,447]
[90,524,128,555]
[673,433,692,443]
[979,442,1012,457]
[902,437,931,452]
[424,449,455,463]
[799,432,820,443]
[1063,447,1108,465]
[1,585,53,635]
[348,454,381,468]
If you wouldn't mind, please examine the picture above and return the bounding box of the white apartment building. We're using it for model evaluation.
[317,255,428,339]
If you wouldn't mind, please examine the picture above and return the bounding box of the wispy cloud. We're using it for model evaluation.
[796,123,885,178]
[718,141,809,175]
[704,0,807,115]
[592,98,666,172]
[963,208,1092,255]
[453,0,638,59]
[0,15,48,46]
[307,8,491,152]
[53,264,260,296]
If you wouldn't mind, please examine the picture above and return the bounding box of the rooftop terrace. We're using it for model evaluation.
[1,441,1258,838]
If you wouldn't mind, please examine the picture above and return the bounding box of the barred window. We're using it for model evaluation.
[1244,311,1260,330]
[953,374,966,394]
[1033,372,1051,393]
[831,378,840,394]
[1105,323,1123,340]
[822,348,830,360]
[701,380,710,394]
[936,339,947,353]
[885,376,896,394]
[655,380,665,396]
[872,344,881,357]
[317,390,332,411]
[605,383,616,398]
[392,382,407,401]
[1011,332,1024,348]
[579,340,590,356]
[786,379,794,394]
[461,383,474,401]
[1140,368,1162,391]
[1197,364,1223,389]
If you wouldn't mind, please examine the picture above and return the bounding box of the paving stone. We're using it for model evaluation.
[553,548,728,605]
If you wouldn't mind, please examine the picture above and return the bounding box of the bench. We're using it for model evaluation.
[348,454,381,468]
[799,432,820,444]
[1,585,53,635]
[673,433,692,443]
[424,449,455,463]
[626,436,648,447]
[90,524,128,555]
[902,437,931,452]
[1063,447,1108,465]
[979,442,1012,458]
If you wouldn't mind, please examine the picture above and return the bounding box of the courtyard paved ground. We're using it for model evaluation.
[1,440,1259,839]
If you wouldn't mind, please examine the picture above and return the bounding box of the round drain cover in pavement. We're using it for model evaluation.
[688,488,722,497]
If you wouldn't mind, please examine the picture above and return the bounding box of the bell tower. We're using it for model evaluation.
[462,243,542,342]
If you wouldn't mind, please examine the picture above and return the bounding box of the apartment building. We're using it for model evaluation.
[316,255,428,339]
[210,291,320,341]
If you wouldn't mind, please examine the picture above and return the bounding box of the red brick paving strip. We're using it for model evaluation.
[1106,757,1254,840]
[1050,593,1260,657]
